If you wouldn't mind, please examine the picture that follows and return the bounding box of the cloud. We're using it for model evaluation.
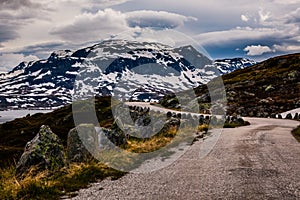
[244,45,273,56]
[51,9,196,42]
[0,0,300,62]
[271,0,300,4]
[0,0,50,47]
[241,15,249,22]
[0,0,41,10]
[126,10,197,29]
[0,53,39,72]
[273,44,300,52]
[258,8,271,23]
[16,41,66,56]
[0,24,19,43]
[51,9,129,42]
[286,8,300,23]
[196,27,283,45]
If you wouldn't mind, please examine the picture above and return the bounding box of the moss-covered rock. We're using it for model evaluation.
[16,125,65,177]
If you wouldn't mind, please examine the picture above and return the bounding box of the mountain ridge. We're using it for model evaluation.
[0,40,256,110]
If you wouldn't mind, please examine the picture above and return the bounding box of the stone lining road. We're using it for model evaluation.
[70,117,300,200]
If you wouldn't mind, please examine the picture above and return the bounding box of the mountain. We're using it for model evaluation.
[194,53,300,117]
[0,40,255,110]
[214,58,257,74]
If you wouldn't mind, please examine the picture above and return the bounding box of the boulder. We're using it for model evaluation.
[67,124,99,163]
[16,125,65,176]
[294,113,299,120]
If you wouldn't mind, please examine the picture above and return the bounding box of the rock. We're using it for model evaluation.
[16,125,65,176]
[210,116,218,126]
[199,115,205,124]
[105,122,127,146]
[294,113,299,120]
[286,113,293,119]
[166,111,172,118]
[160,118,181,133]
[67,124,99,163]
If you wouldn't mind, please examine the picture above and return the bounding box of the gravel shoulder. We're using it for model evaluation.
[69,118,300,200]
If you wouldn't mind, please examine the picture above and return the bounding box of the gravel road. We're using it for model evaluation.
[69,117,300,200]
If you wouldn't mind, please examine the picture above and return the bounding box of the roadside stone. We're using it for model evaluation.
[286,113,293,119]
[16,125,65,177]
[67,124,99,163]
[294,113,299,120]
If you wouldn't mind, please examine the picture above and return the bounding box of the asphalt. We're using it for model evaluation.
[69,117,300,200]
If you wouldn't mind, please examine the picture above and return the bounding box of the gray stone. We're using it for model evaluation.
[294,113,299,120]
[286,113,293,119]
[67,124,99,163]
[16,125,65,176]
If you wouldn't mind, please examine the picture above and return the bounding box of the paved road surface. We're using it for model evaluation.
[70,118,300,200]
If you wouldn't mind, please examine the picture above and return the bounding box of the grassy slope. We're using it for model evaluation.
[0,97,114,168]
[195,53,300,117]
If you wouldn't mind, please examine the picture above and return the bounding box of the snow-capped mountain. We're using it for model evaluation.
[0,40,256,110]
[214,58,257,74]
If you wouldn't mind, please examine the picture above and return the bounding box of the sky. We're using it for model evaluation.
[0,0,299,72]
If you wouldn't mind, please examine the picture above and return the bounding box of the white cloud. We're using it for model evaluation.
[273,44,300,52]
[196,27,281,45]
[51,9,129,42]
[51,9,196,42]
[258,8,271,23]
[271,0,300,4]
[0,53,39,72]
[241,15,249,22]
[244,45,273,56]
[126,10,197,28]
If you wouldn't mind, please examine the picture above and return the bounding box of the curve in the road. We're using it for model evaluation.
[70,118,300,200]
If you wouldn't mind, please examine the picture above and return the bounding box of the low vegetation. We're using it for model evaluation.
[0,162,125,200]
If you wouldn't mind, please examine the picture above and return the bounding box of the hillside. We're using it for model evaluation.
[195,53,300,117]
[0,97,114,168]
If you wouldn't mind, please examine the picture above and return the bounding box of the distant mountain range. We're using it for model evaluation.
[0,40,256,110]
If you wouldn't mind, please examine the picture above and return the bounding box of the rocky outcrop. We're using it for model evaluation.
[16,125,65,176]
[67,124,99,163]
